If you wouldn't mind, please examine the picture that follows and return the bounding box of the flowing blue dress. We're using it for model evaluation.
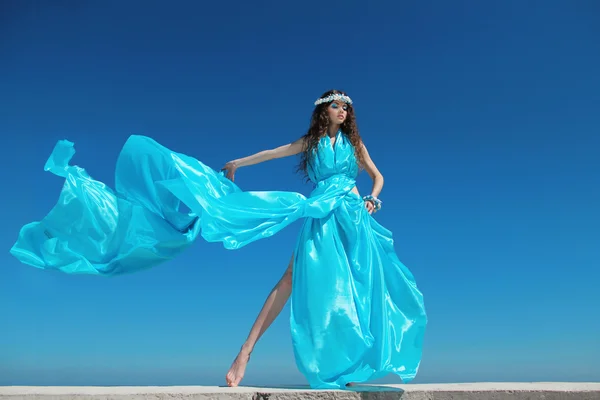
[10,131,427,389]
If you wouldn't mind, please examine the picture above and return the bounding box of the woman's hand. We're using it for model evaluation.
[222,160,238,182]
[365,200,375,214]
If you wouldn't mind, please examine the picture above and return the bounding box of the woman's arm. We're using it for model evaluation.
[233,137,304,167]
[222,137,304,181]
[359,141,384,213]
[361,141,384,197]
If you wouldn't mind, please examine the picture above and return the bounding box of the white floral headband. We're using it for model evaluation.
[314,93,353,106]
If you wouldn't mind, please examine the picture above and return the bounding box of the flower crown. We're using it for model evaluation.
[314,93,353,106]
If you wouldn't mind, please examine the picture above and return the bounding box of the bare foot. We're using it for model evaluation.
[225,350,251,387]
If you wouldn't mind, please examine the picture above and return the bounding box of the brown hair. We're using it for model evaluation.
[296,89,364,181]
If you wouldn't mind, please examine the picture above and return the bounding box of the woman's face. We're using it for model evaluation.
[328,101,348,125]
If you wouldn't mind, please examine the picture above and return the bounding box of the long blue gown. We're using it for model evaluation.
[10,131,427,389]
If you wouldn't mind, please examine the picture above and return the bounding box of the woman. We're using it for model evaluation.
[10,89,427,390]
[221,89,427,388]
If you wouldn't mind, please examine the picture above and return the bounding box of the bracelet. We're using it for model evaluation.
[362,195,382,212]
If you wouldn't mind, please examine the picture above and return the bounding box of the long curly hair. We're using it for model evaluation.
[296,89,364,181]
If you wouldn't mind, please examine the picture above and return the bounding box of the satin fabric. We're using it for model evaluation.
[10,132,427,388]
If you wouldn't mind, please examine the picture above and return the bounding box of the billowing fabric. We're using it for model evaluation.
[10,132,427,388]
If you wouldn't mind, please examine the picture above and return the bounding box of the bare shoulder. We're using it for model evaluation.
[358,138,382,177]
[358,138,372,159]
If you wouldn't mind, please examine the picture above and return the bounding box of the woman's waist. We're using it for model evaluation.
[309,174,357,200]
[314,173,356,188]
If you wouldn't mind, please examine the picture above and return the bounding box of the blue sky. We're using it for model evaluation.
[1,0,599,387]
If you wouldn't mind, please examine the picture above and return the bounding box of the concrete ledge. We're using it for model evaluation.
[1,383,600,400]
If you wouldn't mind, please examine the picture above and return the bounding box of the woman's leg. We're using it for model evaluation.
[225,253,294,387]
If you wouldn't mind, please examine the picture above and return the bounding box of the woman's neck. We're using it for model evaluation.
[328,124,340,136]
